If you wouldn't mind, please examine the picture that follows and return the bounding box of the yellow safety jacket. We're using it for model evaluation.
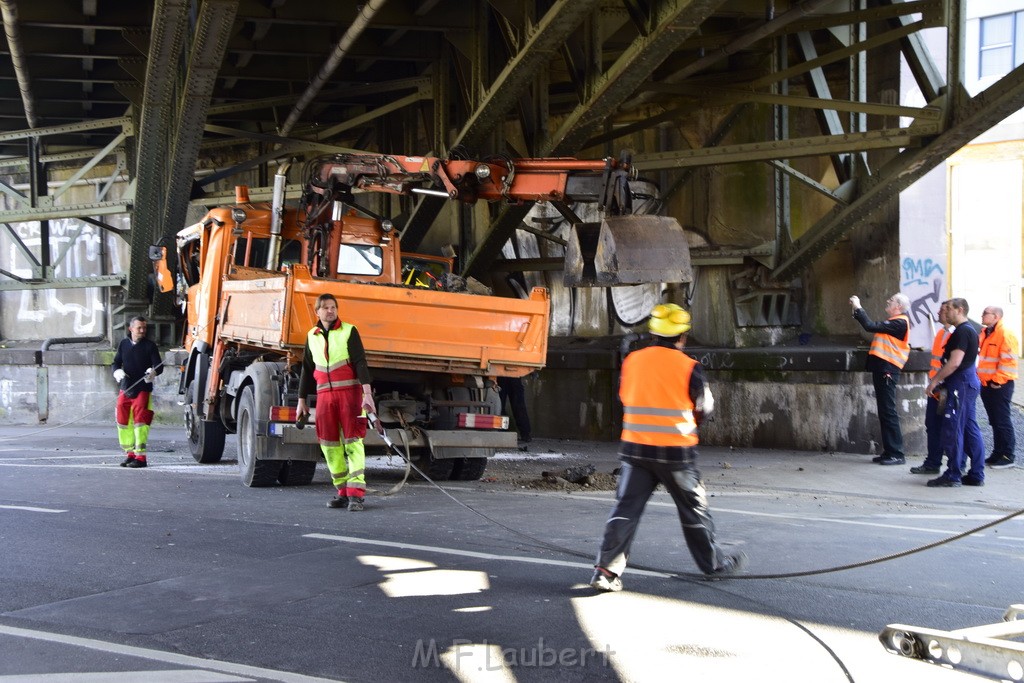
[978,320,1019,386]
[869,314,911,369]
[307,321,360,393]
[929,327,950,380]
[619,346,699,448]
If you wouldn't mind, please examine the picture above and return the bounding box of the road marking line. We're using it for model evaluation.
[0,505,66,513]
[0,625,338,683]
[303,533,672,579]
[0,670,250,682]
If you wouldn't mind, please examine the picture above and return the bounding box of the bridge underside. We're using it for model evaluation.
[0,1,1016,341]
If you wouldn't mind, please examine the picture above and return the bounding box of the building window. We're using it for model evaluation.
[980,11,1024,78]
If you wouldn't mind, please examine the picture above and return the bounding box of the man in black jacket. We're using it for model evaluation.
[850,293,911,465]
[112,316,163,468]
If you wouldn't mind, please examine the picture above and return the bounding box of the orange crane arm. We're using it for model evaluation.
[301,153,637,213]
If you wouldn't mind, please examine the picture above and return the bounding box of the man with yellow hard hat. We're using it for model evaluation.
[590,303,747,592]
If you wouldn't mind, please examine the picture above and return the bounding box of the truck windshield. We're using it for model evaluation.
[338,244,383,276]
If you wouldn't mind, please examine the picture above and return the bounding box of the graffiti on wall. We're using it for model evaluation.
[901,255,946,347]
[3,218,116,335]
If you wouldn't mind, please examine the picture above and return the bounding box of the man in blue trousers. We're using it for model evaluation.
[924,298,985,487]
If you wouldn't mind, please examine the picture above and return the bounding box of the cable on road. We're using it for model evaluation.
[402,454,1022,683]
[409,447,1024,581]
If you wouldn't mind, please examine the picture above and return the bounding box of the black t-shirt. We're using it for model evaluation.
[941,323,979,380]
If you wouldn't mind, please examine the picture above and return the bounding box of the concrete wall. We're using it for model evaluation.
[3,343,926,459]
[530,340,928,455]
[0,347,184,427]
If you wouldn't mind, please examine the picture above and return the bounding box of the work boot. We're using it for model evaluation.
[125,457,147,468]
[871,455,884,463]
[712,551,748,577]
[962,475,985,486]
[909,465,939,474]
[347,497,364,512]
[926,475,960,487]
[327,495,348,509]
[589,567,623,592]
[988,454,1016,469]
[877,455,905,466]
[119,452,136,467]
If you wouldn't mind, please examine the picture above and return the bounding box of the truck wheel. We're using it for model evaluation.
[451,457,488,481]
[419,452,455,481]
[278,460,317,486]
[237,387,282,487]
[185,383,225,464]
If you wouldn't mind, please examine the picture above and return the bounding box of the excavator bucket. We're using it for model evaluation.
[564,215,693,287]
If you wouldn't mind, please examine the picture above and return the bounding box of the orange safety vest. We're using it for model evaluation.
[869,314,911,369]
[619,346,699,448]
[929,327,950,380]
[307,321,360,393]
[978,320,1019,386]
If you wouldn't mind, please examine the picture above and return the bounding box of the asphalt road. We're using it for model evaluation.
[1,424,1022,682]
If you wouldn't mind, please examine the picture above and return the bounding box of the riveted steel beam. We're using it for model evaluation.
[795,30,849,181]
[0,199,130,223]
[160,0,238,242]
[127,0,189,305]
[464,0,728,279]
[750,18,939,90]
[641,83,942,121]
[632,125,938,169]
[0,273,125,290]
[767,160,848,205]
[316,87,431,140]
[885,0,944,103]
[549,0,728,156]
[773,61,1024,282]
[401,0,602,250]
[0,115,130,142]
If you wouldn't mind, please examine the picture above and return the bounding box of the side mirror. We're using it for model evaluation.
[150,246,174,294]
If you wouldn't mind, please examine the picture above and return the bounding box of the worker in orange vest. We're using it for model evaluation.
[850,293,911,465]
[911,300,953,475]
[296,293,377,510]
[590,303,746,593]
[978,305,1019,469]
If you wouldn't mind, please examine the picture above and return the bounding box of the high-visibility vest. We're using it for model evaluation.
[307,321,360,393]
[869,314,911,369]
[929,327,950,380]
[978,320,1019,386]
[619,346,699,448]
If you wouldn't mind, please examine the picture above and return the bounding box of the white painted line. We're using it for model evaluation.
[0,452,122,459]
[0,463,238,476]
[303,533,671,580]
[0,625,339,683]
[0,670,251,682]
[0,505,67,513]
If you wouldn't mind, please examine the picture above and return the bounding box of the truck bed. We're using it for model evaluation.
[217,265,549,377]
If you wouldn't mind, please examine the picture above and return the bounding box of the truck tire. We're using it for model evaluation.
[419,452,455,481]
[451,456,488,481]
[185,382,225,464]
[278,460,317,486]
[237,386,282,487]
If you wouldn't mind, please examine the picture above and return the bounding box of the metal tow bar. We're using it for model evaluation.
[879,604,1024,681]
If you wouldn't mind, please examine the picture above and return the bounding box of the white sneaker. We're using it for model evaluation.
[590,568,623,592]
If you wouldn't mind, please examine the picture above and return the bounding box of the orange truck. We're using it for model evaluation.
[156,153,690,486]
